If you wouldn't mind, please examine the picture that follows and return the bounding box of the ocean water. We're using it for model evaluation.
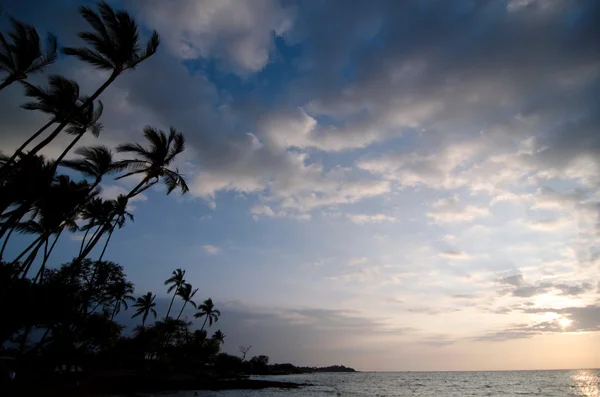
[180,369,600,397]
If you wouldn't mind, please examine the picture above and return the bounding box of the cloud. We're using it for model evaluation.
[346,213,396,225]
[498,274,525,287]
[496,274,596,298]
[439,250,471,260]
[346,257,369,266]
[527,218,570,232]
[133,0,294,74]
[202,245,222,255]
[477,304,600,341]
[99,185,148,210]
[426,196,490,223]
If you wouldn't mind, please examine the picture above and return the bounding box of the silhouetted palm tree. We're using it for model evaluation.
[115,126,189,198]
[175,283,198,320]
[194,298,220,331]
[72,126,188,267]
[0,155,55,242]
[62,145,123,191]
[53,100,104,165]
[0,76,79,176]
[31,1,160,161]
[212,330,226,345]
[131,291,157,329]
[14,175,91,280]
[106,281,134,321]
[164,268,186,320]
[97,195,133,262]
[0,18,57,91]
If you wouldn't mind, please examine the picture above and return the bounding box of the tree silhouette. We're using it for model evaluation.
[194,298,221,331]
[164,268,186,320]
[131,291,157,329]
[175,282,198,320]
[0,18,57,91]
[0,75,79,176]
[30,0,160,162]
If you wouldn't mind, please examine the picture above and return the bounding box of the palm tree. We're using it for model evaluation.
[175,283,198,320]
[13,175,91,280]
[97,195,133,262]
[72,126,188,269]
[0,75,80,176]
[0,155,55,242]
[31,1,160,161]
[194,298,221,331]
[164,269,186,320]
[53,100,104,166]
[131,292,157,329]
[0,18,57,91]
[106,281,135,321]
[115,126,189,198]
[62,145,123,191]
[212,330,226,345]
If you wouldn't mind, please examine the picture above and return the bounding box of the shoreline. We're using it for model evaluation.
[3,375,305,396]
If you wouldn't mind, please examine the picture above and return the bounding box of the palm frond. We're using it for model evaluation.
[62,47,114,70]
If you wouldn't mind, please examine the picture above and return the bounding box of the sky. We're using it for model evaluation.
[1,0,599,371]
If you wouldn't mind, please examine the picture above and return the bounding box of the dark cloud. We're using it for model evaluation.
[495,274,595,298]
[498,274,525,287]
[115,297,414,366]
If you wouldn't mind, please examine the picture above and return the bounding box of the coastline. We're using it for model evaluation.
[3,374,305,397]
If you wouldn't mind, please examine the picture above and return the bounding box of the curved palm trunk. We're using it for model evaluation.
[165,287,178,320]
[97,226,114,262]
[200,316,209,332]
[9,234,43,268]
[79,227,91,256]
[176,301,188,321]
[110,301,120,321]
[33,230,62,283]
[0,204,31,239]
[53,131,83,168]
[0,119,55,177]
[17,237,45,279]
[27,70,119,158]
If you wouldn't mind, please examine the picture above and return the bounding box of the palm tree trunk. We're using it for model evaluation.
[27,70,119,158]
[9,234,43,268]
[53,131,83,167]
[110,301,119,321]
[0,119,55,177]
[165,288,178,320]
[0,204,30,239]
[18,238,45,279]
[79,227,91,256]
[34,230,62,283]
[200,316,209,332]
[0,223,16,261]
[97,226,114,262]
[176,301,188,321]
[0,76,15,92]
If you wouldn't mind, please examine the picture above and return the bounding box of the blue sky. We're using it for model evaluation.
[1,0,600,371]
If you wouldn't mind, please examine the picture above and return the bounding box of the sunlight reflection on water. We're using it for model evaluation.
[572,369,600,397]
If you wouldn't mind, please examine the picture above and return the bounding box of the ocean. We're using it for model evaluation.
[184,369,600,397]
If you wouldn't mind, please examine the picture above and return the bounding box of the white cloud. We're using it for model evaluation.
[202,245,222,255]
[426,196,490,224]
[346,213,396,225]
[346,257,369,266]
[439,250,471,260]
[135,0,294,74]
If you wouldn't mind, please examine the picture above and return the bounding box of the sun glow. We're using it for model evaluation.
[559,317,572,328]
